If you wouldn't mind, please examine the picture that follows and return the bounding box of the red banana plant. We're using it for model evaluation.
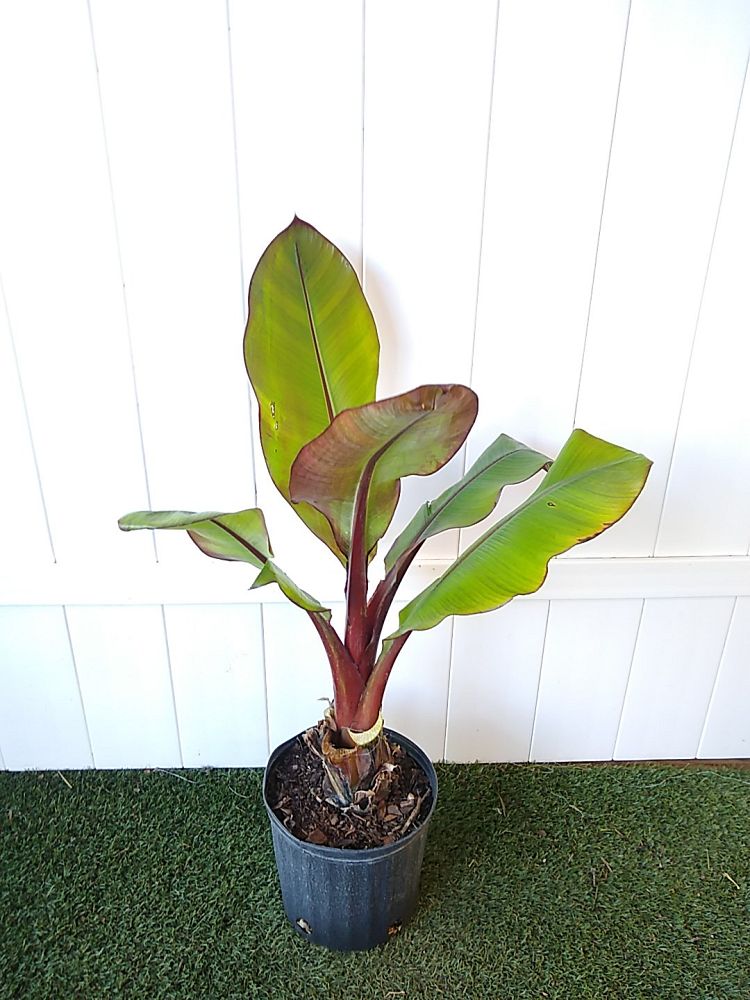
[119,218,651,796]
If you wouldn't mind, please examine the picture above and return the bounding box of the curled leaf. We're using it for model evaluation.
[290,384,478,556]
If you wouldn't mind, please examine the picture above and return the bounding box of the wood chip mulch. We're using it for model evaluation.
[267,727,433,850]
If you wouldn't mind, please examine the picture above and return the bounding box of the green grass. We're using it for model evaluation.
[2,762,749,1000]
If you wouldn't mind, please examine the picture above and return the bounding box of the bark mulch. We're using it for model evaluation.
[266,725,433,849]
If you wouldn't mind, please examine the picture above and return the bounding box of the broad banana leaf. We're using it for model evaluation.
[118,508,329,615]
[384,433,551,573]
[289,384,478,557]
[244,217,380,564]
[392,429,651,635]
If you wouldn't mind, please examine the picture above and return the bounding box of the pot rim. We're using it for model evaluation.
[263,727,438,861]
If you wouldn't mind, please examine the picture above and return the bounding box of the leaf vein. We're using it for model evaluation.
[294,240,334,423]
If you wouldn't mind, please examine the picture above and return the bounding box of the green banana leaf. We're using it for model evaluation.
[289,384,478,557]
[392,429,651,635]
[244,217,380,564]
[118,508,329,615]
[384,433,551,573]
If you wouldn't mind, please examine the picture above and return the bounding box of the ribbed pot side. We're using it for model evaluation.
[263,729,438,951]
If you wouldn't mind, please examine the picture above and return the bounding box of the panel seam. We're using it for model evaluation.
[572,0,632,427]
[225,0,259,508]
[463,0,501,424]
[225,1,268,761]
[0,274,57,562]
[652,47,750,555]
[527,600,552,761]
[696,596,738,756]
[62,606,96,767]
[612,596,645,758]
[259,605,272,760]
[85,0,157,562]
[160,605,185,767]
[442,617,457,761]
[455,0,501,569]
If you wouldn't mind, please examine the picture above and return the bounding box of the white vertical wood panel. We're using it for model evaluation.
[364,0,497,560]
[164,605,267,767]
[460,0,629,554]
[0,279,52,566]
[446,602,549,762]
[699,598,750,758]
[614,597,735,760]
[656,75,750,556]
[228,0,364,588]
[0,607,91,770]
[468,0,629,468]
[531,599,642,761]
[364,0,496,394]
[230,0,364,276]
[380,605,452,761]
[0,2,151,567]
[264,604,345,752]
[574,0,750,556]
[67,606,181,768]
[2,3,750,772]
[89,1,253,569]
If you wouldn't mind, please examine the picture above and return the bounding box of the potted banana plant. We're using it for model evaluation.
[119,218,651,951]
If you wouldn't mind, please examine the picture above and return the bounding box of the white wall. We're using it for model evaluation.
[1,0,749,769]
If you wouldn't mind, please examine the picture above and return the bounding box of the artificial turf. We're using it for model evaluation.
[1,762,749,999]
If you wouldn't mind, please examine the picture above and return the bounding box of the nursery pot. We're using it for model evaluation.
[263,728,438,951]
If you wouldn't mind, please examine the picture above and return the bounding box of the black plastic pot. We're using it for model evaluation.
[263,728,438,951]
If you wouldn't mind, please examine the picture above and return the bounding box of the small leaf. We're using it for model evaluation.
[118,507,329,617]
[384,433,551,572]
[393,429,652,635]
[118,508,272,564]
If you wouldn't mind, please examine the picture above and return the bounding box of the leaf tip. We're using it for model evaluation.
[289,213,312,232]
[117,513,141,532]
